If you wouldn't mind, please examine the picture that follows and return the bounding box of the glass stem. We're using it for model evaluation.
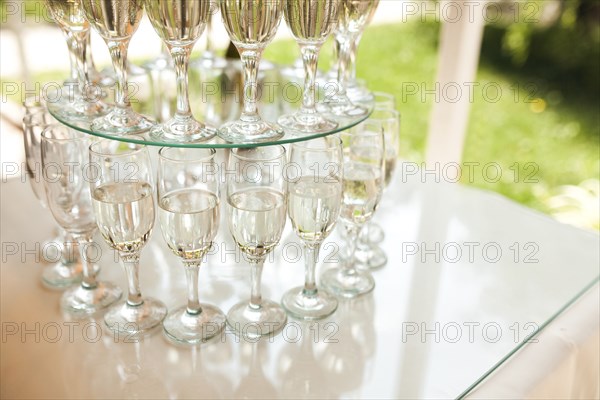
[343,223,360,273]
[205,16,214,57]
[300,43,321,114]
[358,222,371,250]
[183,261,202,315]
[107,39,131,110]
[119,252,143,306]
[76,234,98,290]
[249,257,265,310]
[63,31,79,83]
[303,243,321,297]
[349,34,362,83]
[72,31,91,100]
[331,36,341,77]
[240,49,262,122]
[86,33,98,81]
[61,229,77,265]
[170,45,193,119]
[62,31,79,100]
[336,36,353,97]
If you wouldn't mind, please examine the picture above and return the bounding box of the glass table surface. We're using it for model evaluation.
[46,61,372,148]
[1,168,598,399]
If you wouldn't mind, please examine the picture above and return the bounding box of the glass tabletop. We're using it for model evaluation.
[2,172,599,399]
[46,60,373,148]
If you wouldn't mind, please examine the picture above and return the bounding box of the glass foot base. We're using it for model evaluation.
[320,267,375,299]
[318,96,368,118]
[163,304,226,344]
[281,287,338,320]
[61,281,122,316]
[277,113,338,135]
[41,261,82,290]
[104,297,167,336]
[226,299,287,338]
[91,110,154,135]
[355,246,388,270]
[218,119,284,144]
[347,80,373,103]
[150,119,216,143]
[48,97,108,122]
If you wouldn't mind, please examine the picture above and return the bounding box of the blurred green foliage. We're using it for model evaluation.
[489,0,600,94]
[266,14,599,218]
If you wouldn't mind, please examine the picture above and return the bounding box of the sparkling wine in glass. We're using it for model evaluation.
[321,127,385,297]
[277,0,340,135]
[46,0,108,120]
[145,0,216,143]
[319,0,379,117]
[89,140,167,336]
[345,0,379,103]
[81,0,153,134]
[282,137,343,320]
[157,147,226,344]
[218,0,284,143]
[226,146,288,337]
[41,124,122,314]
[353,107,400,270]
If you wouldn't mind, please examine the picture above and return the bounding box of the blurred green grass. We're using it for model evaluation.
[266,21,600,217]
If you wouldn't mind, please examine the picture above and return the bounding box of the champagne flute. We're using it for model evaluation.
[157,147,226,344]
[319,0,379,117]
[354,107,400,269]
[340,92,397,247]
[46,0,108,120]
[23,109,83,289]
[219,0,284,143]
[277,0,340,135]
[321,127,385,297]
[345,3,378,103]
[81,0,153,134]
[226,146,288,337]
[89,140,166,335]
[145,0,216,143]
[41,124,122,314]
[282,137,343,320]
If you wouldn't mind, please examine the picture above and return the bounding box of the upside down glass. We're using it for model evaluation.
[219,0,284,143]
[157,147,226,344]
[282,137,343,320]
[145,0,216,143]
[321,127,385,298]
[82,0,153,134]
[89,140,167,335]
[277,0,339,135]
[226,146,288,337]
[41,124,122,315]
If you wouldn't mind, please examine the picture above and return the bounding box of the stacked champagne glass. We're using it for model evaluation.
[30,0,401,344]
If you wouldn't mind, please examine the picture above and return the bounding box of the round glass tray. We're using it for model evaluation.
[47,60,373,148]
